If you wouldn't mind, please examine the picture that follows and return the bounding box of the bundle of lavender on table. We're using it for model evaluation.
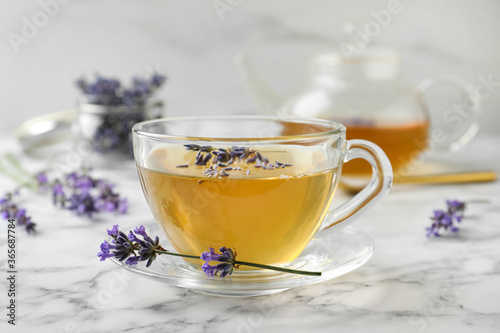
[0,154,127,233]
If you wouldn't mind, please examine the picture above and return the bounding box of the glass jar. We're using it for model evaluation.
[73,100,164,159]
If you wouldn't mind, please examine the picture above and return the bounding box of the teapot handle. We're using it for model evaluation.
[418,75,481,152]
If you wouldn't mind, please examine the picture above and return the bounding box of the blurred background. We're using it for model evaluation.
[0,0,499,134]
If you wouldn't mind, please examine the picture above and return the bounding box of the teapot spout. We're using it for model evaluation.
[235,54,283,115]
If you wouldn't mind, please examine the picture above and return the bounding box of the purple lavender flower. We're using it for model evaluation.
[447,199,466,222]
[97,250,115,261]
[24,219,36,233]
[118,198,128,214]
[133,78,151,95]
[98,225,322,277]
[76,73,166,107]
[97,240,116,261]
[1,159,127,233]
[202,262,235,278]
[46,169,127,218]
[67,193,98,217]
[15,208,26,219]
[125,256,141,265]
[134,225,155,248]
[137,235,162,267]
[200,247,218,262]
[149,73,166,88]
[128,230,138,242]
[0,192,36,233]
[98,225,166,267]
[201,262,218,277]
[426,199,467,237]
[112,230,137,261]
[134,225,148,238]
[200,247,237,278]
[35,172,48,185]
[104,201,115,212]
[107,224,119,236]
[52,181,65,207]
[100,239,116,252]
[94,181,126,214]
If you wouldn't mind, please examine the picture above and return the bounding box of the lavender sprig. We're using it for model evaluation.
[0,192,36,233]
[0,154,128,233]
[98,225,322,278]
[42,168,128,217]
[426,199,467,237]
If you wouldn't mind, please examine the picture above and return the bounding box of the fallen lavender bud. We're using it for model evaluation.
[185,144,202,151]
[426,199,466,237]
[0,193,36,233]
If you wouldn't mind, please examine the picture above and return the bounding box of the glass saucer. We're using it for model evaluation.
[110,220,374,297]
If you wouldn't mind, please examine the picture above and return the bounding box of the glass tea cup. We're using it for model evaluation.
[132,116,392,267]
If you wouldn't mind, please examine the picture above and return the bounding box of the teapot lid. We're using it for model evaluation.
[310,48,400,80]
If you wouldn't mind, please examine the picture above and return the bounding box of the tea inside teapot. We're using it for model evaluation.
[237,49,480,177]
[283,49,431,175]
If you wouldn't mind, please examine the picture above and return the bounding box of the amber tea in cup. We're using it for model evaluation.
[133,116,392,267]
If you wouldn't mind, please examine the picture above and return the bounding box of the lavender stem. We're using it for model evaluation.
[155,250,321,276]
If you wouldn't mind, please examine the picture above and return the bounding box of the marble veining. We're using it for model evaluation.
[0,134,499,333]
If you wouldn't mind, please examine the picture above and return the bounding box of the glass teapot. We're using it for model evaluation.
[236,49,481,176]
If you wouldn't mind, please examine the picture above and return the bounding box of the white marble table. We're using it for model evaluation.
[1,133,499,333]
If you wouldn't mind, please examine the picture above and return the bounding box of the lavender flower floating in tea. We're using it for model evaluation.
[98,225,322,278]
[179,144,292,179]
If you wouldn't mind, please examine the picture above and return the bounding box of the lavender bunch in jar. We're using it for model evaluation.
[75,73,166,157]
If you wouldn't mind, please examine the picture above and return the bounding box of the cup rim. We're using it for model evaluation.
[132,115,346,143]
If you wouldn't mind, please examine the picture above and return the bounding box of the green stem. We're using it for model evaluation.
[156,250,322,276]
[156,250,201,260]
[5,154,33,179]
[0,166,34,189]
[233,260,321,276]
[0,155,37,190]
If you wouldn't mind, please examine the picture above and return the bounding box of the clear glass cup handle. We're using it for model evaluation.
[418,75,481,152]
[319,139,393,235]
